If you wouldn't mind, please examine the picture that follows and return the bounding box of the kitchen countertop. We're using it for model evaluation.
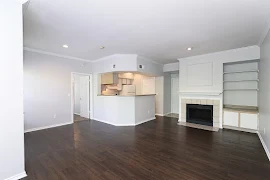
[97,94,156,97]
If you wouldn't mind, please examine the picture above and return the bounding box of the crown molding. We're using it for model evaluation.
[91,54,119,63]
[23,47,91,62]
[258,13,270,46]
[23,48,163,66]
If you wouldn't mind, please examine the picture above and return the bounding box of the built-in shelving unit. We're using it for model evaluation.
[223,60,259,132]
[223,61,259,107]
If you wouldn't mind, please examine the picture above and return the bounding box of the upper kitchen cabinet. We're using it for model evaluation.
[101,73,118,84]
[118,73,134,79]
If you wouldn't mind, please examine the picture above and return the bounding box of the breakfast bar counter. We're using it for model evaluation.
[94,94,156,126]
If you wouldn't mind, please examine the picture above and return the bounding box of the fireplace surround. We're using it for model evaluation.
[186,104,213,126]
[180,98,221,128]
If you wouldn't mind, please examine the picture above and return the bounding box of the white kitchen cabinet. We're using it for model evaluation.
[101,73,118,84]
[240,113,258,130]
[122,79,127,84]
[118,73,134,79]
[223,111,239,127]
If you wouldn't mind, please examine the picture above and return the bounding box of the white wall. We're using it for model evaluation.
[135,96,156,124]
[163,73,172,114]
[155,76,164,115]
[178,46,260,93]
[92,54,164,76]
[259,28,270,159]
[92,54,138,73]
[92,95,135,125]
[23,51,92,132]
[92,82,155,126]
[0,1,26,179]
[163,62,179,72]
[170,73,179,113]
[137,56,164,76]
[73,74,81,114]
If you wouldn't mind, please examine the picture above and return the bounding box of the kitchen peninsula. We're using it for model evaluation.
[95,72,156,126]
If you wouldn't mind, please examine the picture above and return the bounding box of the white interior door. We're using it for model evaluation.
[171,77,179,114]
[80,76,90,118]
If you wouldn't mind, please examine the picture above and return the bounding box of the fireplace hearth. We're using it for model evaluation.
[186,104,213,126]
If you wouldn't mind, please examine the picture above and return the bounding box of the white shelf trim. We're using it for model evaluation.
[223,70,259,74]
[223,79,259,82]
[179,92,223,96]
[224,89,259,91]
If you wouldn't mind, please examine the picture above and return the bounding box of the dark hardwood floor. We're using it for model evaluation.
[23,116,270,180]
[74,114,89,122]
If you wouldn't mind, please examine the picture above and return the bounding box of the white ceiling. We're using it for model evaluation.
[23,0,270,64]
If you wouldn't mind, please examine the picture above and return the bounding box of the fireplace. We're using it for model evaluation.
[186,104,213,126]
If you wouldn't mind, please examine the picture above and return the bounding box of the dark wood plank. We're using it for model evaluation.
[22,116,270,180]
[74,114,89,122]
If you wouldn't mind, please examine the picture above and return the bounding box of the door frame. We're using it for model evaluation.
[71,72,93,123]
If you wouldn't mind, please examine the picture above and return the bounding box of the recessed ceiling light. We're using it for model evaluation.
[100,46,105,49]
[187,47,192,51]
[63,44,69,48]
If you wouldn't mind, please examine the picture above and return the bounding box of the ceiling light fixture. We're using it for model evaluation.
[100,46,105,49]
[63,44,69,48]
[187,47,192,51]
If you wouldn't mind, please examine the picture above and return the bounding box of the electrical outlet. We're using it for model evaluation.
[264,128,266,135]
[53,114,57,119]
[148,110,150,114]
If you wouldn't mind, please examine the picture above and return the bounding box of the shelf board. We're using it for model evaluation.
[223,70,259,74]
[179,92,223,96]
[223,79,259,83]
[224,89,259,91]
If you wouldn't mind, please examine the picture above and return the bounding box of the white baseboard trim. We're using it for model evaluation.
[223,125,257,133]
[25,122,73,133]
[164,112,172,116]
[74,113,80,116]
[155,113,175,116]
[92,117,156,126]
[257,131,270,161]
[92,118,119,126]
[135,117,156,126]
[4,171,27,180]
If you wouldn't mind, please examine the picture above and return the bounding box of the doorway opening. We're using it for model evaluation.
[162,72,179,119]
[71,73,93,123]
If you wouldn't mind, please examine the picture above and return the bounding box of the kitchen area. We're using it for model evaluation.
[94,72,156,126]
